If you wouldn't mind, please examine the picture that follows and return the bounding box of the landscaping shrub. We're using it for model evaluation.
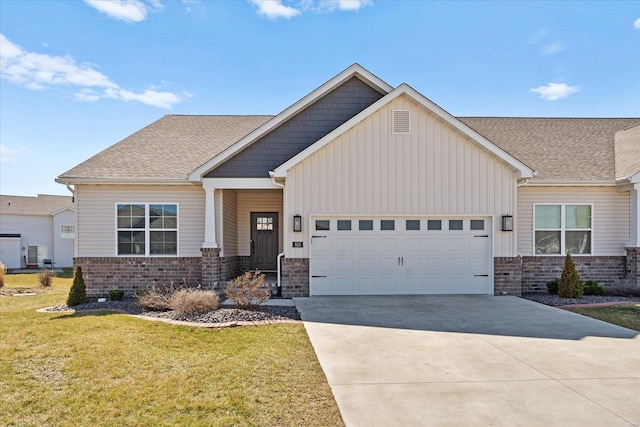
[135,284,173,311]
[546,278,560,295]
[37,269,54,287]
[67,267,87,306]
[169,287,220,314]
[225,270,270,309]
[109,289,125,301]
[558,253,583,298]
[606,284,640,297]
[0,261,6,288]
[583,280,605,296]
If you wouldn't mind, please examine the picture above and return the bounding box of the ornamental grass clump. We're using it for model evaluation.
[169,287,220,314]
[225,270,270,310]
[37,269,54,287]
[558,253,583,299]
[135,284,174,311]
[67,267,87,306]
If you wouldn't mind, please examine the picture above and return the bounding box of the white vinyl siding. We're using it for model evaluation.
[76,185,205,257]
[517,186,629,256]
[236,190,283,256]
[284,95,517,258]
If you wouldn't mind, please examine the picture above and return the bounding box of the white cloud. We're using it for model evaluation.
[83,0,148,23]
[0,34,187,109]
[0,145,28,163]
[634,17,640,30]
[541,42,564,56]
[249,0,301,19]
[326,0,371,11]
[530,83,580,101]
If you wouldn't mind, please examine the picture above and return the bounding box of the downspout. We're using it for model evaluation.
[270,173,285,293]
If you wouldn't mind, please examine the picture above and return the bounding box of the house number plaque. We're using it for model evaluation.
[292,242,303,248]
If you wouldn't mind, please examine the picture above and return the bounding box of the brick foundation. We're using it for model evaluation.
[74,257,202,298]
[493,257,522,295]
[201,248,221,288]
[493,255,631,295]
[625,247,640,288]
[220,256,251,284]
[281,258,309,297]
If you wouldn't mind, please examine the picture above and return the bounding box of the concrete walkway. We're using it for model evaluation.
[294,295,640,427]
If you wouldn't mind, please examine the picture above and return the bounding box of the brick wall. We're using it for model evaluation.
[625,247,640,287]
[493,257,522,295]
[74,257,202,298]
[220,256,251,285]
[201,248,221,288]
[281,258,309,297]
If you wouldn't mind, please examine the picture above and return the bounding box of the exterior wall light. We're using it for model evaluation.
[293,214,302,232]
[502,215,513,232]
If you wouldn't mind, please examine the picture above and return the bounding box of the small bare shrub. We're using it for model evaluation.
[38,269,54,287]
[135,284,174,311]
[169,287,220,314]
[0,261,6,288]
[606,284,640,298]
[225,270,270,310]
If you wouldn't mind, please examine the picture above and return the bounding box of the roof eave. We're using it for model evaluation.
[187,64,394,182]
[55,177,196,186]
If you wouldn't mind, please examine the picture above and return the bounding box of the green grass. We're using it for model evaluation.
[0,274,344,427]
[565,304,640,332]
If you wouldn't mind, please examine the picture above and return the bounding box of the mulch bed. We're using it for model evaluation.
[521,293,640,307]
[39,299,301,326]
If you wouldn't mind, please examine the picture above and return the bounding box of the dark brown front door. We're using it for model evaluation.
[250,212,278,271]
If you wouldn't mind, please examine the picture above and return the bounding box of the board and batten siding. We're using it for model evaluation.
[517,186,630,256]
[284,94,518,258]
[221,190,238,257]
[236,190,283,256]
[76,184,205,257]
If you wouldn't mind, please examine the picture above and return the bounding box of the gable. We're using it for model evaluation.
[205,77,385,178]
[615,124,640,182]
[287,94,518,215]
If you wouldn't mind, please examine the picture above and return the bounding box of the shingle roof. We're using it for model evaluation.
[458,117,640,181]
[614,124,640,181]
[0,194,73,215]
[58,114,639,184]
[58,115,273,180]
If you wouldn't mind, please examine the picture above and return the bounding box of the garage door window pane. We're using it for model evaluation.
[380,220,394,230]
[359,220,373,231]
[449,220,463,230]
[427,220,441,230]
[337,220,351,231]
[406,220,420,231]
[315,220,330,231]
[470,220,484,230]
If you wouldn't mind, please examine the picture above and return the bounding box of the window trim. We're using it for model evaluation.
[533,203,593,256]
[115,203,179,257]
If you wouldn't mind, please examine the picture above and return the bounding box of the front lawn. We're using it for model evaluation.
[0,274,343,426]
[564,304,640,332]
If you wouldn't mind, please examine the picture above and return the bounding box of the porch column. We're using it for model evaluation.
[629,185,640,248]
[202,182,218,248]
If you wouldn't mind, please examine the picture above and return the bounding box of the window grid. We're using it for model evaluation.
[534,204,592,255]
[116,203,178,256]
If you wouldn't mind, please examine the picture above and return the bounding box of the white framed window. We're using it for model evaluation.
[534,204,592,255]
[116,203,178,256]
[60,225,75,239]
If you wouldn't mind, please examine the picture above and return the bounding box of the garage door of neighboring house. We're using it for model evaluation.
[309,217,492,296]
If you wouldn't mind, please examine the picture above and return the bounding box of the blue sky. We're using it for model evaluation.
[1,0,639,197]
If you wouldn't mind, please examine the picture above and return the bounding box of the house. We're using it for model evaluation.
[0,194,75,269]
[55,64,640,298]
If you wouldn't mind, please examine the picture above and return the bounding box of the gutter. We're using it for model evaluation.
[270,172,286,293]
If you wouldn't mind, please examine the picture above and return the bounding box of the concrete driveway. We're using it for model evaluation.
[293,295,640,427]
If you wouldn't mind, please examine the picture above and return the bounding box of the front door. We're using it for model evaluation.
[250,212,279,271]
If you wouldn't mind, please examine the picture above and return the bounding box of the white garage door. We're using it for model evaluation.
[310,217,492,295]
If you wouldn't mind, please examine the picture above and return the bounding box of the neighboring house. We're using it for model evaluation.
[0,194,75,269]
[56,64,640,298]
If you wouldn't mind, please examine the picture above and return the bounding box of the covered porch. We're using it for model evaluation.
[201,178,285,289]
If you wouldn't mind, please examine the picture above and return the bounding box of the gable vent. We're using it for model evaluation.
[392,110,410,134]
